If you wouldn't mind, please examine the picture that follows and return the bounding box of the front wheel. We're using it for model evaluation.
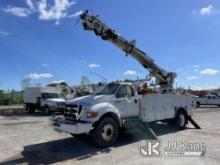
[92,117,119,147]
[44,106,51,115]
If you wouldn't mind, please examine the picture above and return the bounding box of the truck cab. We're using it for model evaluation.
[196,93,220,107]
[63,82,139,121]
[51,82,140,146]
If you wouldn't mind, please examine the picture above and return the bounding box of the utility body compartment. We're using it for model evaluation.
[139,94,193,122]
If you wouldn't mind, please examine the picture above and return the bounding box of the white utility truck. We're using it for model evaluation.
[24,87,66,114]
[51,11,199,146]
[195,93,220,108]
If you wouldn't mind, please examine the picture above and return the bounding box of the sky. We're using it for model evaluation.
[0,0,220,91]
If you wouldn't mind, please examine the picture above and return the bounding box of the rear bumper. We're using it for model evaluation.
[50,117,93,134]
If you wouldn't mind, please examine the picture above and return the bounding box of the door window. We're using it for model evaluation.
[126,85,135,97]
[116,85,126,98]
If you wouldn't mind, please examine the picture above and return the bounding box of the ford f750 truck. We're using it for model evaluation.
[51,82,194,146]
[50,11,198,146]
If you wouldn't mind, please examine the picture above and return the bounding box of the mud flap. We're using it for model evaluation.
[187,116,201,129]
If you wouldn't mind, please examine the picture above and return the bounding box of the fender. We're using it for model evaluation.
[89,102,122,126]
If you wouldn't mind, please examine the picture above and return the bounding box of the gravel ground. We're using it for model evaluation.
[0,107,220,165]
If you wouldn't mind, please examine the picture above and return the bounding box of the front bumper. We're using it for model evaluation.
[50,117,93,134]
[49,107,65,112]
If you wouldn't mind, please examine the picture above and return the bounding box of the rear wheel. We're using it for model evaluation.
[27,105,35,113]
[92,117,119,147]
[176,111,187,129]
[196,102,200,108]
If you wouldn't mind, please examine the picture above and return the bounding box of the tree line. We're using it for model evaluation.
[0,90,23,105]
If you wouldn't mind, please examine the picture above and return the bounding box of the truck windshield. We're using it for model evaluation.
[95,83,120,95]
[43,93,59,99]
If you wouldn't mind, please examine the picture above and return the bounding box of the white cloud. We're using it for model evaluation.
[38,0,75,25]
[200,68,219,75]
[193,65,200,68]
[88,63,100,68]
[0,30,10,36]
[3,0,77,25]
[123,70,137,76]
[187,76,198,80]
[3,6,31,17]
[193,65,199,72]
[25,73,53,79]
[42,63,48,67]
[26,0,34,10]
[69,10,83,18]
[200,5,213,16]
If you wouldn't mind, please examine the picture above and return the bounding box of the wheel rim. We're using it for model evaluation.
[101,124,114,142]
[178,114,185,127]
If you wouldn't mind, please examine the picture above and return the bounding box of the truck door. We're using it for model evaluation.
[206,95,215,105]
[211,96,220,105]
[40,93,46,107]
[114,85,139,118]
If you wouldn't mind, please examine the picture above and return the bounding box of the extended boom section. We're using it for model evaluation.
[80,10,176,93]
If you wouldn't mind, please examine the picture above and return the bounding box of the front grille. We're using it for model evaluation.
[57,102,66,107]
[64,104,83,121]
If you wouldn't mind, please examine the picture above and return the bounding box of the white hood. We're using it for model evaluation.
[47,98,65,102]
[67,95,113,105]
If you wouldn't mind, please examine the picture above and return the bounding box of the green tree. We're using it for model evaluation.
[0,90,5,98]
[0,90,9,105]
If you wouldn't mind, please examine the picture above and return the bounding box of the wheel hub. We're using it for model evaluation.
[178,114,185,127]
[101,124,114,142]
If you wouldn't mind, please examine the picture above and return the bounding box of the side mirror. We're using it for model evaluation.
[115,93,120,98]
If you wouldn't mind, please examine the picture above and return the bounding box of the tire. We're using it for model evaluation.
[25,104,29,112]
[44,106,51,115]
[92,117,119,147]
[196,102,200,108]
[27,105,35,113]
[175,111,187,129]
[24,104,28,111]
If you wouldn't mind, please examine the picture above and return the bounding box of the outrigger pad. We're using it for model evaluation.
[188,116,201,129]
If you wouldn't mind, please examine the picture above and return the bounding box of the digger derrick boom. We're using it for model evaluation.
[80,10,176,93]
